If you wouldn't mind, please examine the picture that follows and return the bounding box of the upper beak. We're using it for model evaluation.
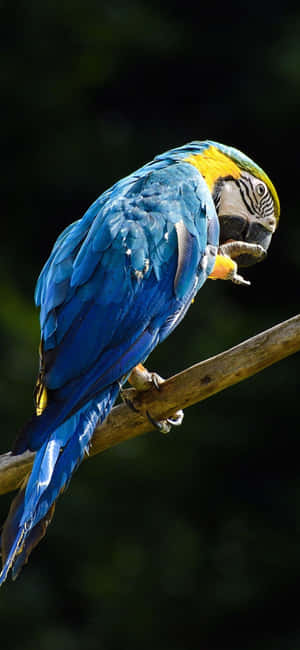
[218,215,274,267]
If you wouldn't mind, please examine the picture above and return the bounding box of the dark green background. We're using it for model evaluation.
[1,2,300,648]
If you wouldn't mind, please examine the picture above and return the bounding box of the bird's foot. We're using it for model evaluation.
[220,241,266,262]
[209,242,266,287]
[219,241,267,285]
[123,364,184,434]
[209,251,249,286]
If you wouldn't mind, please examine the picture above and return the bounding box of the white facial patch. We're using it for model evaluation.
[218,181,250,221]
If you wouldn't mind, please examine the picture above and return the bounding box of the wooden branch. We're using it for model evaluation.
[1,314,300,497]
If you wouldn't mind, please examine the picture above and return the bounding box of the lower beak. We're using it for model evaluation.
[218,216,273,267]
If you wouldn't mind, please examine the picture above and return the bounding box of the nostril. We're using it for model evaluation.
[265,216,276,232]
[268,217,276,226]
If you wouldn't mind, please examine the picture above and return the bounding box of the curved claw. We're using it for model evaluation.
[146,408,184,434]
[231,271,251,287]
[146,411,172,434]
[167,409,184,427]
[150,372,164,392]
[119,384,140,413]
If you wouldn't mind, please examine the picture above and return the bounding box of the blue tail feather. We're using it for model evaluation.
[0,384,119,585]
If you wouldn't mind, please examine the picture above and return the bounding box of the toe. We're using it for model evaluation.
[166,409,184,427]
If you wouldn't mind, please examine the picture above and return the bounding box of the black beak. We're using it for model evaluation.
[218,215,273,267]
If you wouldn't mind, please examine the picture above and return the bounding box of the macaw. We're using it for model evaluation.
[0,140,280,584]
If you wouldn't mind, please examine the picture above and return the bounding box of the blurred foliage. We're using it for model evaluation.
[1,1,300,648]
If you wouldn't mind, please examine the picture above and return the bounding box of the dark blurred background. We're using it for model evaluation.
[1,1,300,648]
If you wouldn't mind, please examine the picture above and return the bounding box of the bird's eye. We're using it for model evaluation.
[256,183,266,197]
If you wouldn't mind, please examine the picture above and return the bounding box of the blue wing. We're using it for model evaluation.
[0,158,219,584]
[16,160,219,452]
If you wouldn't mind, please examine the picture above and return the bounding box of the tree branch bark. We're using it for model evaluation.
[1,314,300,497]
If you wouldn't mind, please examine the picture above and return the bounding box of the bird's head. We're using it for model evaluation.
[183,141,280,267]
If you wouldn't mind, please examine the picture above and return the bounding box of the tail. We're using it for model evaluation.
[0,384,119,585]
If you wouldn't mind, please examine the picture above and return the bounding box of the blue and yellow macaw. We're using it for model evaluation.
[0,141,280,584]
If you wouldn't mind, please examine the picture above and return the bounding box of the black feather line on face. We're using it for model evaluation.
[238,174,274,220]
[237,178,256,215]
